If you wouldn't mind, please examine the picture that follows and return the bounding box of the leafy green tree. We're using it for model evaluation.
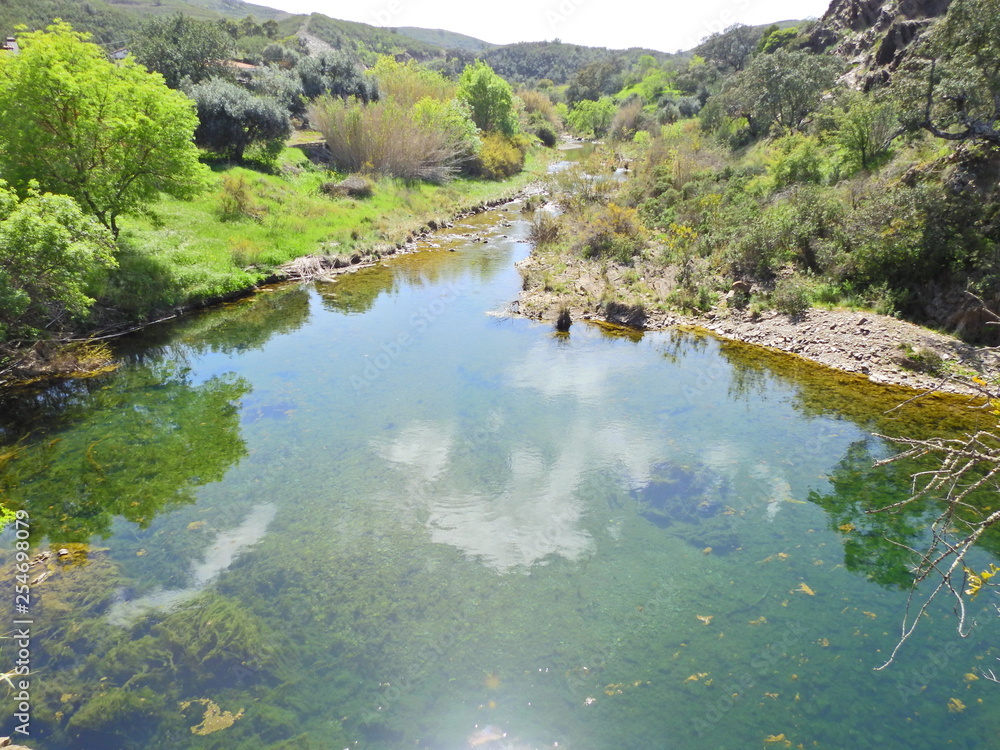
[713,49,840,136]
[757,26,801,54]
[893,0,1000,146]
[457,60,519,136]
[0,22,209,237]
[186,77,292,163]
[695,24,761,72]
[566,97,617,138]
[248,65,306,116]
[830,91,901,171]
[565,57,625,103]
[130,13,234,89]
[298,50,378,102]
[0,181,116,341]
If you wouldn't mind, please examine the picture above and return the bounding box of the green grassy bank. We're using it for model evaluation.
[99,143,553,323]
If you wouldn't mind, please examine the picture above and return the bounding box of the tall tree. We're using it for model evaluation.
[457,60,519,136]
[893,0,1000,145]
[130,13,233,89]
[713,49,840,136]
[695,24,761,73]
[0,22,209,237]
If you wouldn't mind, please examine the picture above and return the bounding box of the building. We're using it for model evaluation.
[1,37,18,54]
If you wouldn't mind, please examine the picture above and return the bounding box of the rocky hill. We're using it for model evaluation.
[811,0,953,87]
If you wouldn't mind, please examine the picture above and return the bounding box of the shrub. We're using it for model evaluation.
[218,174,264,221]
[535,124,558,147]
[309,95,476,183]
[610,100,653,141]
[578,203,647,264]
[320,174,374,199]
[528,212,561,245]
[475,133,526,180]
[771,273,812,316]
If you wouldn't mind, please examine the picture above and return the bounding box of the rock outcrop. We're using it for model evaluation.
[809,0,953,88]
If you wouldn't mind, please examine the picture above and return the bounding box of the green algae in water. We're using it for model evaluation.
[0,210,998,749]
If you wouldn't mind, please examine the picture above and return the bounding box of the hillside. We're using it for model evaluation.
[394,26,497,53]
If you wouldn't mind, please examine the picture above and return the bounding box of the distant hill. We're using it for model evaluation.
[482,41,674,86]
[394,26,497,53]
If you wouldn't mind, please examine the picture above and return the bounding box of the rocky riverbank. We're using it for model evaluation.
[517,254,1000,398]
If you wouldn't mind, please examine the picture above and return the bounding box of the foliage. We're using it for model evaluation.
[694,24,761,72]
[566,98,617,138]
[458,60,520,136]
[186,77,292,164]
[247,64,306,116]
[757,26,804,55]
[892,0,1000,145]
[711,49,840,137]
[0,22,209,237]
[771,273,813,316]
[566,57,625,103]
[829,91,901,172]
[0,182,116,341]
[577,203,647,264]
[297,50,378,103]
[528,212,561,245]
[475,134,527,180]
[610,100,654,141]
[129,12,233,89]
[371,56,455,106]
[309,95,478,183]
[482,41,664,87]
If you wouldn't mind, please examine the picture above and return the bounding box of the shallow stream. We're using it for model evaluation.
[0,165,998,749]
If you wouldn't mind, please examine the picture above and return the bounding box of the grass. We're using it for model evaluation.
[106,146,553,318]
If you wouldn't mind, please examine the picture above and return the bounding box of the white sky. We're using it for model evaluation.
[259,0,832,53]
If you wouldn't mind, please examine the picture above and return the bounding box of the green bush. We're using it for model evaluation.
[309,95,478,183]
[578,203,647,264]
[475,133,526,180]
[535,124,558,147]
[771,273,812,316]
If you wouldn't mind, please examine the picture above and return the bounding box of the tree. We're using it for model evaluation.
[893,0,1000,146]
[566,98,616,138]
[565,57,624,103]
[831,91,901,171]
[695,24,761,72]
[457,61,519,136]
[186,78,292,163]
[297,50,377,102]
[247,65,305,116]
[0,182,116,341]
[130,13,233,89]
[713,49,840,136]
[0,22,209,237]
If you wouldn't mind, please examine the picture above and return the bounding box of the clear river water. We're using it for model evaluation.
[0,163,999,749]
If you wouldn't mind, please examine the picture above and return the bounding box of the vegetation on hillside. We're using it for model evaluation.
[522,6,1000,344]
[0,18,550,375]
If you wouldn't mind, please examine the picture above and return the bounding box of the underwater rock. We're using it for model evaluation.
[634,462,740,553]
[634,462,728,526]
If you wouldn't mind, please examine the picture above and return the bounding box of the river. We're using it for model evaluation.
[0,157,998,749]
